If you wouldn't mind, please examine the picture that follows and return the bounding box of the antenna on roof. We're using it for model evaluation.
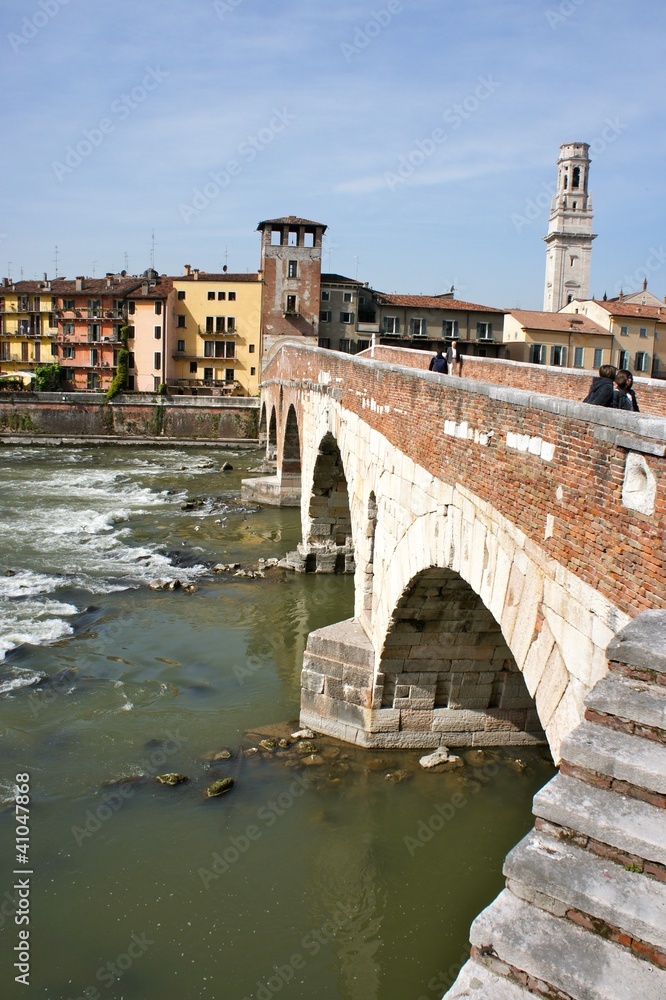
[54,245,59,278]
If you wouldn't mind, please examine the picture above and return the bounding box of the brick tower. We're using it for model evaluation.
[257,216,327,364]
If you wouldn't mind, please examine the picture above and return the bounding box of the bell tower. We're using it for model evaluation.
[543,143,596,311]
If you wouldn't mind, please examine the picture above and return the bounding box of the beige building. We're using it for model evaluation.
[169,268,262,395]
[503,309,612,369]
[126,275,176,391]
[561,297,666,377]
[318,274,375,353]
[372,292,506,358]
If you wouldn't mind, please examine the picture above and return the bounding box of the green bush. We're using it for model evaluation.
[106,326,130,400]
[33,363,62,392]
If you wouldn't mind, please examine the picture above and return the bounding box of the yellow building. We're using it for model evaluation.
[168,268,262,396]
[0,279,61,384]
[561,297,666,377]
[503,309,612,369]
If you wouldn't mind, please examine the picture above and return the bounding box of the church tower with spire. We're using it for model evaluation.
[543,142,596,311]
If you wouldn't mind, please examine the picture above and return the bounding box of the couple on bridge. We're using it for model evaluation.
[429,341,463,377]
[584,364,640,411]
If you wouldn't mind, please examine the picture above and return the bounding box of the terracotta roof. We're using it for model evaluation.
[256,216,327,230]
[508,309,611,336]
[591,300,666,321]
[321,273,364,285]
[127,277,175,300]
[374,293,505,314]
[174,272,260,283]
[6,279,72,294]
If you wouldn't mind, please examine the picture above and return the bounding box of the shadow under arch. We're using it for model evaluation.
[281,404,301,478]
[377,565,545,746]
[299,431,355,574]
[258,403,267,448]
[267,405,278,462]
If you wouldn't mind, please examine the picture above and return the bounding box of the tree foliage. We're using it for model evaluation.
[33,363,62,392]
[106,326,130,400]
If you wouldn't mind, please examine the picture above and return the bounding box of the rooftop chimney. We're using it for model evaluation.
[76,276,84,292]
[183,264,191,276]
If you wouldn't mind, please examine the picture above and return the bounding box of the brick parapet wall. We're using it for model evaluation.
[263,345,666,622]
[361,345,666,418]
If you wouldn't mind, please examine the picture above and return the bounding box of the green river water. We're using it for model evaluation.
[0,445,554,1000]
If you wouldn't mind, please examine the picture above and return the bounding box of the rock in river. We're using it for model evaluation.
[205,778,235,797]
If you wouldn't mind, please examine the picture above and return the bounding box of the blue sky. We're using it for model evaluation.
[2,0,666,308]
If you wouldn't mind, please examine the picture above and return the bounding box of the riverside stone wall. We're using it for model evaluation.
[0,393,259,441]
[444,610,666,1000]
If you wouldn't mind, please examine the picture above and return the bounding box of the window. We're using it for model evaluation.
[227,317,235,331]
[357,339,370,352]
[444,320,458,337]
[204,341,214,357]
[204,368,213,381]
[88,299,100,316]
[189,361,197,374]
[318,337,330,348]
[128,353,135,369]
[51,342,58,357]
[618,350,630,369]
[340,339,351,353]
[477,322,492,339]
[225,341,235,359]
[250,366,256,376]
[343,291,353,303]
[154,352,161,370]
[87,373,99,390]
[639,327,648,338]
[573,347,584,368]
[155,301,162,315]
[90,348,99,366]
[249,344,255,353]
[154,326,161,339]
[303,231,314,248]
[225,368,235,382]
[593,348,603,368]
[127,375,135,390]
[288,260,298,278]
[228,292,236,302]
[62,298,74,311]
[214,342,225,358]
[635,351,650,372]
[177,339,185,352]
[572,166,580,188]
[177,315,186,328]
[113,325,122,340]
[271,230,281,246]
[89,325,100,342]
[654,357,660,375]
[410,318,426,337]
[128,301,135,315]
[217,291,226,300]
[321,290,330,301]
[63,323,74,337]
[550,345,567,366]
[530,344,546,364]
[216,316,225,333]
[63,345,74,359]
[320,310,332,323]
[288,230,297,247]
[177,290,186,300]
[208,291,215,300]
[206,316,214,332]
[286,295,297,314]
[340,312,354,325]
[383,316,400,334]
[620,325,629,337]
[127,326,135,339]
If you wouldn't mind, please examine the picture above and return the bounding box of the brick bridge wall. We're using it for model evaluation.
[362,344,666,418]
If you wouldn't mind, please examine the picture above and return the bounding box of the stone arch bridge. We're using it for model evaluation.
[243,343,666,762]
[242,345,666,998]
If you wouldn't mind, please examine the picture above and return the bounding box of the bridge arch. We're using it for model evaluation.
[281,404,301,478]
[267,406,278,462]
[258,403,267,448]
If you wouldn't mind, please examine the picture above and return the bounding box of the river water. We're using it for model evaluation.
[0,446,554,1000]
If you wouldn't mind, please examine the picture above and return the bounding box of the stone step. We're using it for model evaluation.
[304,618,374,669]
[561,719,666,794]
[534,773,666,866]
[470,889,665,1000]
[442,959,534,999]
[585,673,666,732]
[606,611,666,676]
[504,829,666,951]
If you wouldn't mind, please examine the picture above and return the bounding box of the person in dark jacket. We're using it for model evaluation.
[429,350,448,374]
[616,369,640,411]
[583,364,617,406]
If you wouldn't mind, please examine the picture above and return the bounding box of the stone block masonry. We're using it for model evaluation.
[443,610,666,1000]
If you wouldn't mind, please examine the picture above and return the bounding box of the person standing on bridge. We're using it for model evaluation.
[615,369,640,411]
[429,350,448,374]
[447,340,462,376]
[583,364,617,407]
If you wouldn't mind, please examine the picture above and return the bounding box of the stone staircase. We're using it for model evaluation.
[443,610,666,999]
